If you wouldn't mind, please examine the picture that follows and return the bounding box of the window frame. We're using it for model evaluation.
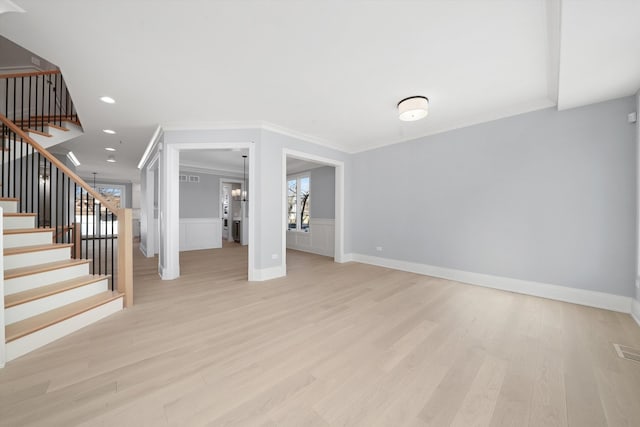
[287,173,310,232]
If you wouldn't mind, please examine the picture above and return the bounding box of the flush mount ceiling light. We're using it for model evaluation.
[106,155,117,163]
[103,129,116,134]
[105,147,116,152]
[100,96,116,104]
[397,96,429,122]
[66,151,80,166]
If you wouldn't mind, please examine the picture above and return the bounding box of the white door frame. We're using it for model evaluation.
[282,149,345,271]
[219,178,245,243]
[161,142,256,281]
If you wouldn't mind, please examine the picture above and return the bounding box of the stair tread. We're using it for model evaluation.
[23,128,52,137]
[5,291,123,342]
[5,274,110,308]
[0,197,19,201]
[4,227,54,235]
[3,212,36,217]
[45,123,69,131]
[5,259,91,280]
[4,243,73,256]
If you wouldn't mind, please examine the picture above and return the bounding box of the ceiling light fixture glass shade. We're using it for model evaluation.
[397,96,429,121]
[105,147,116,152]
[106,155,117,163]
[100,96,116,104]
[103,129,116,134]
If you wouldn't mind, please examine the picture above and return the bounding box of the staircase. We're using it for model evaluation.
[0,66,133,367]
[14,116,83,149]
[2,197,123,362]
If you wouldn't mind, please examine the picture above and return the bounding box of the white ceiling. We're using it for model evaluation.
[1,0,639,183]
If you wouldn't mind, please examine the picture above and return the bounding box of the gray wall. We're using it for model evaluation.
[0,35,56,70]
[352,97,637,297]
[179,171,222,218]
[310,166,335,219]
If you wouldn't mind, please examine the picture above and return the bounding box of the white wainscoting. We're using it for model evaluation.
[179,218,222,252]
[286,218,334,257]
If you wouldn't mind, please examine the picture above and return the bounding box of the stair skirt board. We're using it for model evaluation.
[4,231,54,248]
[6,298,123,362]
[5,263,90,295]
[5,279,109,325]
[4,247,71,269]
[3,216,35,229]
[0,201,18,213]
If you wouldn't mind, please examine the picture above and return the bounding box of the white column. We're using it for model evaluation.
[140,167,156,257]
[159,144,180,280]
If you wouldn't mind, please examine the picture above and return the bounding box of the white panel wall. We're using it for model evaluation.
[179,218,222,252]
[286,218,335,257]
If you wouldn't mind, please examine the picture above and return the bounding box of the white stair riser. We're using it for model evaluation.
[4,231,53,248]
[5,263,90,295]
[3,216,35,229]
[4,247,71,269]
[6,298,123,362]
[0,200,18,213]
[5,279,109,325]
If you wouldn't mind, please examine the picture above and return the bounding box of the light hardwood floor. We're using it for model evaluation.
[1,244,640,426]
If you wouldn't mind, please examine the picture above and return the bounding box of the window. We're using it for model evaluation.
[287,174,310,231]
[75,184,126,236]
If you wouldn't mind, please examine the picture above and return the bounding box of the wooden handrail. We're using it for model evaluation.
[0,113,119,212]
[0,69,61,79]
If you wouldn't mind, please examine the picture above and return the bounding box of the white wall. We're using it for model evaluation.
[635,90,640,323]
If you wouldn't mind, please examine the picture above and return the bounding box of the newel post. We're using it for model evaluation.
[117,208,134,307]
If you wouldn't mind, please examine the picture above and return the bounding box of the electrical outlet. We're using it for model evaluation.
[375,246,383,252]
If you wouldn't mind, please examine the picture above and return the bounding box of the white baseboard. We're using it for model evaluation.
[632,299,640,327]
[139,242,148,257]
[252,264,286,281]
[351,253,633,314]
[339,253,355,263]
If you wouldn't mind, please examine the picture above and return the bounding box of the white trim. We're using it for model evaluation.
[632,299,640,327]
[282,149,345,274]
[339,253,355,263]
[180,164,243,178]
[160,141,256,281]
[0,206,5,368]
[161,121,346,154]
[351,253,633,314]
[252,264,286,281]
[137,125,163,169]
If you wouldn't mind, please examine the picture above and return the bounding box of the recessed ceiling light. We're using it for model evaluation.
[66,151,80,167]
[100,96,116,104]
[105,147,116,152]
[398,96,429,122]
[103,129,116,134]
[106,155,117,163]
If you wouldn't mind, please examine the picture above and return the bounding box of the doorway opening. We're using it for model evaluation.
[282,149,345,273]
